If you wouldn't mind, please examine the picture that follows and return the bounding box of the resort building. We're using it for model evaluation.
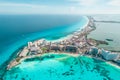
[28,42,33,49]
[28,42,42,55]
[50,44,61,52]
[113,54,120,64]
[65,45,78,53]
[101,49,119,60]
[115,59,120,64]
[88,47,99,56]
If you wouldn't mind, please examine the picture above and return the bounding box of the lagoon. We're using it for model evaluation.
[88,15,120,51]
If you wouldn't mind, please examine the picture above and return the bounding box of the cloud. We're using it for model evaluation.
[68,5,120,14]
[0,2,120,14]
[0,3,52,14]
[0,3,75,14]
[69,0,98,6]
[108,0,120,6]
[0,3,47,9]
[68,0,120,14]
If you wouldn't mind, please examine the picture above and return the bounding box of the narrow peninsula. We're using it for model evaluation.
[6,16,120,71]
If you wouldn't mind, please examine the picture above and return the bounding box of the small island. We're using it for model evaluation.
[106,39,113,41]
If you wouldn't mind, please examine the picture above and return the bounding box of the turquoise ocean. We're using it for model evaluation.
[3,53,120,80]
[0,15,120,80]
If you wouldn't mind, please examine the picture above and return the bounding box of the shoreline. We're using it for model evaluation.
[5,16,91,70]
[0,45,25,79]
[85,55,120,69]
[41,16,89,43]
[3,16,120,74]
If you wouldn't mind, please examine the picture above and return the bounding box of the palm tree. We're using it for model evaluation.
[41,47,47,53]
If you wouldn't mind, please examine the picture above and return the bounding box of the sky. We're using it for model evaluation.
[0,0,120,14]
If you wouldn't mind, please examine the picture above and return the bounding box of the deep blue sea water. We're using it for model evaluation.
[0,15,88,65]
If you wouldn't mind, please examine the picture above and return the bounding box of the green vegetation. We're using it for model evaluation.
[89,38,109,45]
[41,47,48,53]
[16,57,22,62]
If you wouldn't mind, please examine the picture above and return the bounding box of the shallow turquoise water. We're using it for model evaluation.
[3,53,120,80]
